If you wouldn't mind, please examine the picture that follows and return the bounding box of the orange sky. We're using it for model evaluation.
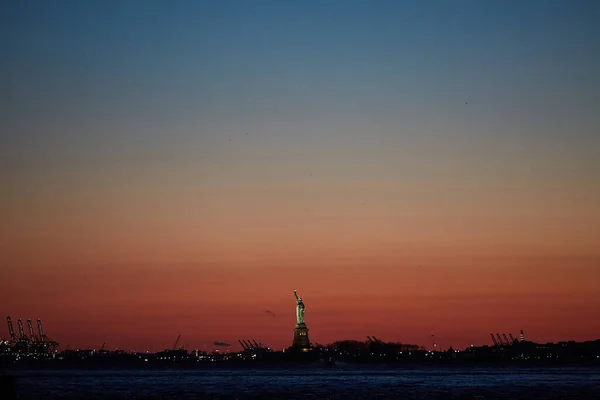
[2,141,599,351]
[2,0,600,353]
[2,252,599,352]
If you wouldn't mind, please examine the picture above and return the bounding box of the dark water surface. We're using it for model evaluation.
[10,366,600,399]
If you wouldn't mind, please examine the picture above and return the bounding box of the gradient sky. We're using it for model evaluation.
[1,0,599,352]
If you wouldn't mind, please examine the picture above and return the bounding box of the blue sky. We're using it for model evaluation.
[2,0,600,350]
[3,1,599,148]
[1,0,599,246]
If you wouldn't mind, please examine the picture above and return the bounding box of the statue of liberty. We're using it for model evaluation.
[294,289,305,326]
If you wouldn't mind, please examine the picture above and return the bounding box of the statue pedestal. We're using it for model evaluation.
[292,323,310,350]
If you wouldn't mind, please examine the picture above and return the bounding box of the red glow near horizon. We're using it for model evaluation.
[2,253,599,352]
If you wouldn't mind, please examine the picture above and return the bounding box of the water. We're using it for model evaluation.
[10,366,600,399]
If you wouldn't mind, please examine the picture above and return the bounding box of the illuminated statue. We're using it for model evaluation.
[294,289,305,326]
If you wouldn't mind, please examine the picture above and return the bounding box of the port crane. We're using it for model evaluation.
[36,319,46,342]
[17,319,29,342]
[27,319,38,342]
[173,335,182,350]
[6,316,17,343]
[502,333,511,346]
[237,339,269,351]
[6,317,59,352]
[490,333,498,346]
[495,333,503,346]
[372,336,385,344]
[509,333,516,344]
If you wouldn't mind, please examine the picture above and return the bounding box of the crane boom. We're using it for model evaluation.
[6,317,17,342]
[372,336,384,344]
[37,319,46,342]
[252,339,260,349]
[496,333,503,346]
[509,333,516,343]
[27,319,38,341]
[17,319,27,340]
[490,333,498,346]
[238,340,248,350]
[173,335,181,350]
[502,333,510,345]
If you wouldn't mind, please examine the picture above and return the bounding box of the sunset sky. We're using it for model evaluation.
[1,0,599,352]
